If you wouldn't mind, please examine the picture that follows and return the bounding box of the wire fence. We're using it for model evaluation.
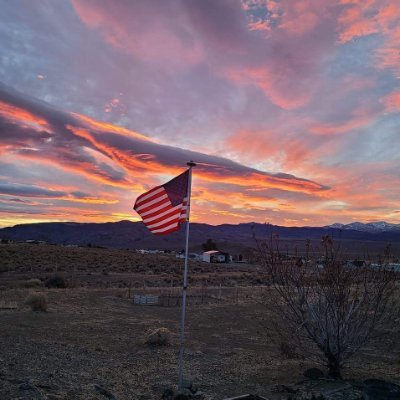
[129,284,269,307]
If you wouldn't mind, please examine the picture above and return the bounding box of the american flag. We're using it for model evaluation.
[133,170,189,235]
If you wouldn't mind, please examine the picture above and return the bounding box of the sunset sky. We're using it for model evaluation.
[0,0,399,228]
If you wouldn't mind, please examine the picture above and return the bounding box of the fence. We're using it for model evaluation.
[130,285,268,307]
[133,294,159,305]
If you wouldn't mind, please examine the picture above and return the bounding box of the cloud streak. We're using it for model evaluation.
[0,82,329,226]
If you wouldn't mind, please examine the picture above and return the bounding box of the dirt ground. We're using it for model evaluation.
[0,287,399,400]
[0,244,399,399]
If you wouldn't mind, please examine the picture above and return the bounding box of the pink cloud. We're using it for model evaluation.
[337,1,400,76]
[71,0,205,67]
[224,66,316,109]
[72,0,334,110]
[381,90,400,111]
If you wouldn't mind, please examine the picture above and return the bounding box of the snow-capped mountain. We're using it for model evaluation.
[326,221,400,233]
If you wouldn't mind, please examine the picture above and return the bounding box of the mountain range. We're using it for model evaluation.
[1,220,400,253]
[326,221,400,233]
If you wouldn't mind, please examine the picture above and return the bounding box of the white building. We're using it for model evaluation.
[202,250,229,263]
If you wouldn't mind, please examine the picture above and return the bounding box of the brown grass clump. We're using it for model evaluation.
[24,293,48,312]
[23,278,43,288]
[145,327,171,346]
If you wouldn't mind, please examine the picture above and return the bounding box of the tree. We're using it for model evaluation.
[202,238,217,252]
[256,234,399,379]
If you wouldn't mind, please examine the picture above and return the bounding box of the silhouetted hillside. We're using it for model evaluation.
[1,221,400,255]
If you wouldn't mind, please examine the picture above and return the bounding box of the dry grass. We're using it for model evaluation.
[1,243,399,398]
[145,327,172,346]
[24,293,48,312]
[22,278,43,288]
[0,244,263,290]
[0,288,398,399]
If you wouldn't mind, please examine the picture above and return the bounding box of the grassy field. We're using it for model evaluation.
[0,244,266,290]
[0,244,399,399]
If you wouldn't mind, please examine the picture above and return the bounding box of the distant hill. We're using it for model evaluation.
[1,220,400,255]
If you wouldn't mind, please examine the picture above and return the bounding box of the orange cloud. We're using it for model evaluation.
[197,168,326,194]
[227,129,312,171]
[73,113,151,142]
[66,125,184,182]
[0,101,50,132]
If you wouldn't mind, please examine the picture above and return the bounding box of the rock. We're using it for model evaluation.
[363,379,400,399]
[137,395,151,400]
[303,368,325,380]
[162,388,175,399]
[145,328,172,346]
[223,396,268,400]
[174,392,191,400]
[161,387,206,400]
[276,384,298,394]
[94,383,117,399]
[18,383,32,390]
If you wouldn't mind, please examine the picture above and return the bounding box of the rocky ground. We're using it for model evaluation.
[0,287,399,400]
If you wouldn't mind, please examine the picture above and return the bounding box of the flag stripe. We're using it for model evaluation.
[140,201,172,218]
[133,170,189,235]
[135,193,168,212]
[147,212,184,230]
[151,222,181,234]
[135,187,164,207]
[135,186,163,206]
[153,226,180,235]
[143,204,183,223]
[145,205,187,228]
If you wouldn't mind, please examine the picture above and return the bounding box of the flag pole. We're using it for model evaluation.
[178,160,196,389]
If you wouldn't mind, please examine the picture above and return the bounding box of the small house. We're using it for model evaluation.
[202,250,230,263]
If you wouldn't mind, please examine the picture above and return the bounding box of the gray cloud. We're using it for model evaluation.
[0,182,67,198]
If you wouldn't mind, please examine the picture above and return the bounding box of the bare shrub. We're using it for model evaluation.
[256,234,400,379]
[145,327,171,346]
[279,341,299,359]
[25,293,48,312]
[45,274,66,288]
[23,278,43,288]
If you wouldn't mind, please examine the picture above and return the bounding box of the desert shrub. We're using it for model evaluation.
[45,274,66,288]
[257,234,400,379]
[25,293,48,312]
[279,341,299,359]
[23,278,43,288]
[145,327,171,346]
